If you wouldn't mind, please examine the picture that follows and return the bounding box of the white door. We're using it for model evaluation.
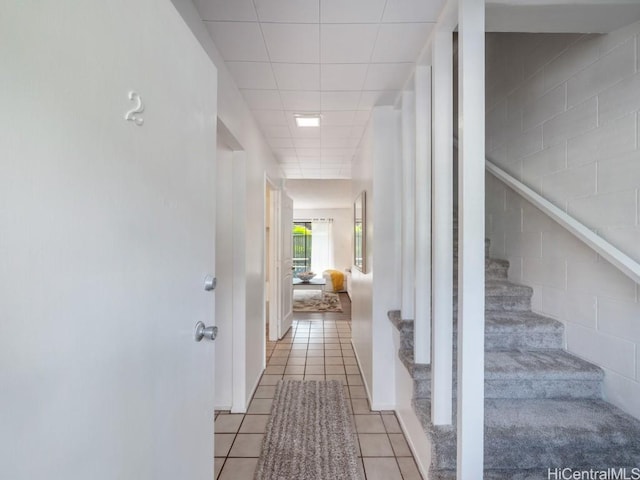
[279,193,294,338]
[0,2,217,479]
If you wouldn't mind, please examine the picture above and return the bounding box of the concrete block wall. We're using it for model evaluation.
[485,24,640,420]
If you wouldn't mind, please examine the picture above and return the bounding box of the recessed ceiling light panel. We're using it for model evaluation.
[294,114,321,127]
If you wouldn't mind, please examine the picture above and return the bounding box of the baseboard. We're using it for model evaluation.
[351,339,374,406]
[231,368,262,414]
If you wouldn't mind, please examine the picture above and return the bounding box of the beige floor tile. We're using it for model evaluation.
[382,414,403,433]
[326,365,345,374]
[354,414,386,433]
[325,349,342,357]
[349,385,367,398]
[264,365,285,375]
[218,457,259,480]
[358,434,394,457]
[363,458,403,480]
[304,374,325,381]
[351,398,371,414]
[325,357,344,365]
[282,374,304,380]
[286,357,306,365]
[345,365,360,374]
[270,350,288,357]
[228,433,264,457]
[239,414,270,434]
[267,357,287,366]
[214,458,225,479]
[214,433,235,457]
[215,414,244,433]
[396,457,424,480]
[326,374,346,384]
[305,365,324,375]
[388,433,412,456]
[347,374,364,386]
[253,385,276,399]
[306,350,324,357]
[284,365,305,375]
[247,398,273,414]
[306,357,324,365]
[344,357,358,365]
[288,349,307,357]
[259,375,282,386]
[324,343,341,350]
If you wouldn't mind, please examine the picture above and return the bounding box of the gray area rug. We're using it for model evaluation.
[293,290,343,312]
[255,380,362,480]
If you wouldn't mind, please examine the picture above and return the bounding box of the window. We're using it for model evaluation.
[292,222,312,274]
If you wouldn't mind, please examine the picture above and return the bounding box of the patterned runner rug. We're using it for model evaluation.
[255,380,362,480]
[293,290,343,312]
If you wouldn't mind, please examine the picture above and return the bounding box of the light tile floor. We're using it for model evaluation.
[214,299,424,480]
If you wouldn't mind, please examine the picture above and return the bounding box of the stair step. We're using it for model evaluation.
[454,281,533,312]
[410,350,602,400]
[453,258,510,281]
[428,399,640,471]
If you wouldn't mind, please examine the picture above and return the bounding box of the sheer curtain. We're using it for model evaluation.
[310,218,334,275]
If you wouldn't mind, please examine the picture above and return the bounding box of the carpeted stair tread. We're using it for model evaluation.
[484,350,602,381]
[430,399,640,470]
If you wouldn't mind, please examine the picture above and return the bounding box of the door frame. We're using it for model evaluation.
[265,177,280,342]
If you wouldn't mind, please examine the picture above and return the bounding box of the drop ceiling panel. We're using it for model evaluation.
[226,62,277,89]
[353,111,372,125]
[321,91,362,110]
[358,90,399,109]
[254,0,319,23]
[241,89,283,110]
[293,138,322,148]
[194,0,257,21]
[320,24,379,63]
[267,137,295,149]
[252,109,288,126]
[320,111,357,126]
[372,23,435,62]
[280,90,321,111]
[364,63,414,90]
[204,22,269,61]
[296,148,322,157]
[320,137,353,148]
[321,126,351,138]
[320,64,368,91]
[272,63,320,90]
[320,0,387,23]
[262,23,320,63]
[262,125,292,138]
[382,0,445,23]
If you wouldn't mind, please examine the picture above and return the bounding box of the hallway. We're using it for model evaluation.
[214,294,423,480]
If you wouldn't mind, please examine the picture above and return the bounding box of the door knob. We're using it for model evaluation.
[194,321,217,342]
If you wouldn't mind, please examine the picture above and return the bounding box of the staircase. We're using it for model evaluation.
[389,231,640,479]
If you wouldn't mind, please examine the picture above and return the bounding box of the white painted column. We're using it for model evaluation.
[401,91,416,321]
[414,66,432,365]
[431,28,454,426]
[457,0,486,478]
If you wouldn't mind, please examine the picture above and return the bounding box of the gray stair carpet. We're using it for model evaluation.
[389,233,640,478]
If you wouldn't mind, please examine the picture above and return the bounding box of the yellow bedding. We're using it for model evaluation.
[325,269,344,292]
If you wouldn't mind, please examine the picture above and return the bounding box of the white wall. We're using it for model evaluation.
[293,208,353,272]
[172,0,284,409]
[485,25,640,419]
[351,107,402,410]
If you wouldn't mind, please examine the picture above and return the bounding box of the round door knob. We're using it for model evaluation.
[194,321,218,342]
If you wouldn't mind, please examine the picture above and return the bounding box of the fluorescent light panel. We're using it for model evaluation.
[294,114,321,127]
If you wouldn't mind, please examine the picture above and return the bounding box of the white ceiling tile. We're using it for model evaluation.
[346,136,362,148]
[353,110,372,125]
[267,137,295,148]
[254,0,319,23]
[272,63,320,91]
[279,156,301,164]
[320,137,352,148]
[280,90,321,111]
[272,147,298,158]
[296,148,321,157]
[321,126,351,139]
[382,0,445,23]
[262,125,292,138]
[252,109,288,126]
[290,127,321,139]
[321,91,362,110]
[242,89,283,110]
[321,0,387,23]
[320,64,368,91]
[204,22,268,61]
[294,138,322,148]
[363,63,414,90]
[320,111,356,126]
[194,0,257,21]
[372,23,434,62]
[320,24,378,63]
[226,62,277,89]
[319,167,343,177]
[320,156,348,164]
[321,148,355,157]
[358,90,399,109]
[262,23,320,63]
[350,125,367,139]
